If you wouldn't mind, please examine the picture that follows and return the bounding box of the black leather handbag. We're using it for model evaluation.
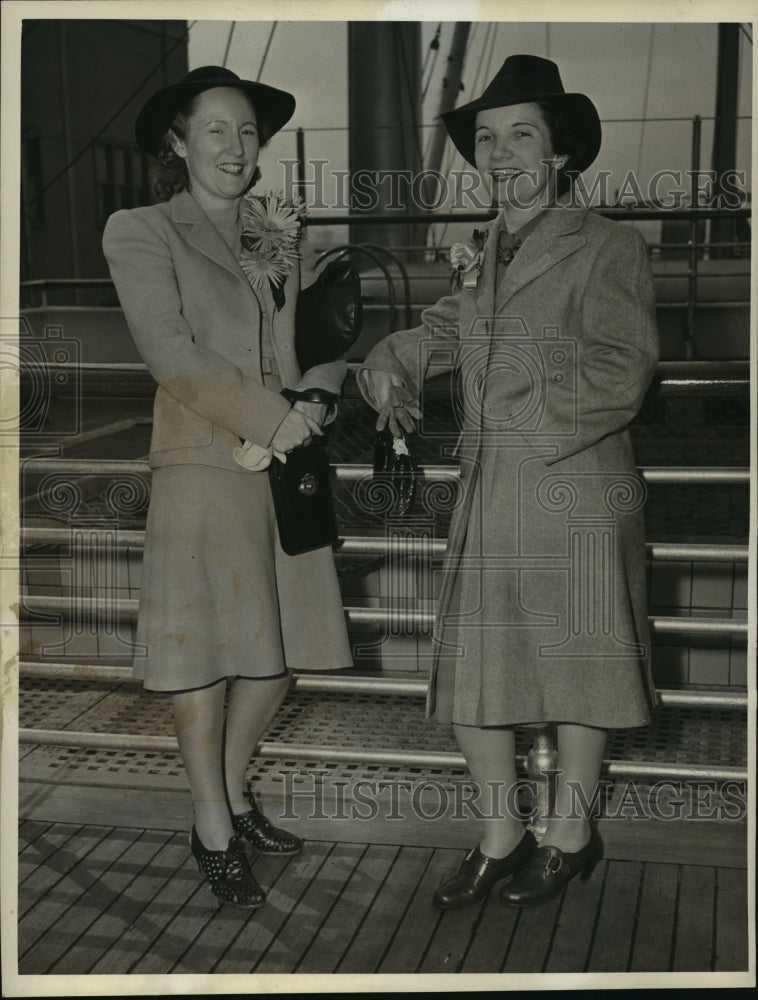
[373,427,418,517]
[295,259,363,372]
[268,440,338,556]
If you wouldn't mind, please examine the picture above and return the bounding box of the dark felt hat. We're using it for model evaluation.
[441,55,601,172]
[135,65,296,156]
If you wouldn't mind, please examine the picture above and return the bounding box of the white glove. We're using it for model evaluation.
[232,441,288,471]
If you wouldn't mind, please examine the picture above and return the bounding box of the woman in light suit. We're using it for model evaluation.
[360,56,659,909]
[103,66,352,908]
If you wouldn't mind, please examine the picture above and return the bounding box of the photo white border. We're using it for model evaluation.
[1,0,755,994]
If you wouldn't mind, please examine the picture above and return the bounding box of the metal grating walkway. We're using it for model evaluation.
[19,677,747,808]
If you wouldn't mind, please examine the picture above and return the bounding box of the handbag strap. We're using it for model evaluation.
[281,387,340,406]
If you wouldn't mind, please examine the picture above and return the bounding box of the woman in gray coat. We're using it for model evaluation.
[103,67,352,908]
[360,56,658,909]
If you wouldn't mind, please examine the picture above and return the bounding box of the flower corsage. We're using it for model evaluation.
[449,228,487,290]
[239,190,306,309]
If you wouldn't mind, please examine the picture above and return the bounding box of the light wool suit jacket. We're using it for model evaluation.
[103,189,346,472]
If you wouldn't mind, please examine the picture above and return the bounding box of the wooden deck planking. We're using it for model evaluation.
[122,856,215,974]
[457,895,521,974]
[88,833,202,974]
[376,847,462,973]
[214,841,333,974]
[672,864,716,972]
[544,857,608,973]
[13,822,751,977]
[18,825,140,970]
[500,890,564,973]
[18,819,51,855]
[335,845,433,974]
[417,891,483,974]
[170,853,293,975]
[628,862,678,972]
[296,843,399,974]
[714,865,749,972]
[585,860,643,972]
[48,829,175,975]
[18,821,79,891]
[253,841,367,974]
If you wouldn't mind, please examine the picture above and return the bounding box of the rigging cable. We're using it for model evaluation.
[257,23,278,81]
[422,24,446,163]
[421,24,442,101]
[222,21,236,67]
[437,22,497,248]
[440,20,494,181]
[393,23,425,172]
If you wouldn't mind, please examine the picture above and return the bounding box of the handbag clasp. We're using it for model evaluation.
[298,473,318,496]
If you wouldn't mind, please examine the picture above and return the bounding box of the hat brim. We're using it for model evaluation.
[135,77,296,156]
[441,91,601,173]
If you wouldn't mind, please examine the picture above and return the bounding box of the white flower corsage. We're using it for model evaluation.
[239,190,306,308]
[449,228,487,290]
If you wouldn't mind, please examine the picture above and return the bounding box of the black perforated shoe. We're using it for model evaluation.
[232,793,303,856]
[190,828,266,909]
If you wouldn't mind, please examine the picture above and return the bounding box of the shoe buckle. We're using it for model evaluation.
[545,854,563,875]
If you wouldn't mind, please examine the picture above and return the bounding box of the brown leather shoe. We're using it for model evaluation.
[499,828,602,907]
[433,831,536,910]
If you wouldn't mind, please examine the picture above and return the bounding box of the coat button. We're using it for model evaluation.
[282,344,291,352]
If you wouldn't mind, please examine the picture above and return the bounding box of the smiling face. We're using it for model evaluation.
[474,102,566,223]
[171,86,260,213]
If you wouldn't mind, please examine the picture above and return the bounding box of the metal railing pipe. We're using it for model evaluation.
[18,595,749,637]
[17,660,749,710]
[21,360,751,401]
[15,728,746,782]
[22,528,146,548]
[649,616,748,636]
[20,457,750,485]
[639,467,748,484]
[20,662,136,684]
[19,527,750,564]
[646,543,748,562]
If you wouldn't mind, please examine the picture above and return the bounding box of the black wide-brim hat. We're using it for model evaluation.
[135,65,296,156]
[441,54,601,173]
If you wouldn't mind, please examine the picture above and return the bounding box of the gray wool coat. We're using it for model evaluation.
[103,190,353,689]
[360,205,659,728]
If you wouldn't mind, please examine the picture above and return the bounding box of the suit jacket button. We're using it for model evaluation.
[282,344,291,352]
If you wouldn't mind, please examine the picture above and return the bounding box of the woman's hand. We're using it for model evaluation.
[270,408,323,453]
[364,370,422,437]
[293,399,328,427]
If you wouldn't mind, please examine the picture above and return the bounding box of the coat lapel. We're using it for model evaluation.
[494,205,588,312]
[473,213,505,320]
[170,190,265,309]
